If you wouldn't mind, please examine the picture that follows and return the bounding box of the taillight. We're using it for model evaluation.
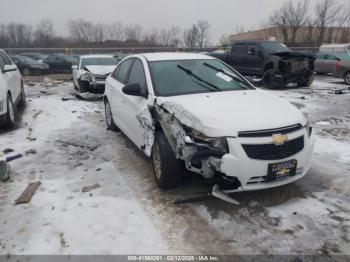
[336,61,341,70]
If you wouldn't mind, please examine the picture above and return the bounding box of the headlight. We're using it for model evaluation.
[190,129,228,153]
[79,73,92,82]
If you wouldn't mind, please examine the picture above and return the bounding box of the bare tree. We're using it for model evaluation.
[183,24,199,48]
[219,34,231,46]
[269,3,290,44]
[106,22,124,41]
[169,26,181,47]
[142,28,159,46]
[159,29,171,46]
[269,0,309,45]
[68,19,95,45]
[34,18,55,47]
[124,24,143,41]
[197,20,210,47]
[6,23,33,47]
[92,23,105,42]
[314,0,340,45]
[333,7,350,42]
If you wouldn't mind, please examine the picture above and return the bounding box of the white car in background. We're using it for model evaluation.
[72,54,118,94]
[0,49,25,128]
[104,53,314,200]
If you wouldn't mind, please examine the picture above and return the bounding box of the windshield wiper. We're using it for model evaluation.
[203,62,251,89]
[177,64,221,92]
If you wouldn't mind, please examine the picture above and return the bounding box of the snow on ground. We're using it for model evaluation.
[0,75,349,255]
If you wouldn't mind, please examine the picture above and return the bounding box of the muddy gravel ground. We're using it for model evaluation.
[0,74,349,256]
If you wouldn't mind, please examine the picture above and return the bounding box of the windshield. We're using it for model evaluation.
[149,59,253,97]
[261,42,291,53]
[81,57,117,68]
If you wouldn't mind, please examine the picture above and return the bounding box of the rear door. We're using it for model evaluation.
[245,44,264,76]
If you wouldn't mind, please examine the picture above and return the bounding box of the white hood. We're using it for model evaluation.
[157,89,306,137]
[85,65,116,75]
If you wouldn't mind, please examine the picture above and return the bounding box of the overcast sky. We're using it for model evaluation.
[0,0,349,44]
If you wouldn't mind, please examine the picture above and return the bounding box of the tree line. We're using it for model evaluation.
[0,19,211,48]
[220,0,350,46]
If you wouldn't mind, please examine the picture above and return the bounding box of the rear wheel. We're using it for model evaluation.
[152,131,184,189]
[105,99,118,131]
[344,71,350,85]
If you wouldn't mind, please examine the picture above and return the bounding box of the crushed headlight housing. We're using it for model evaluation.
[304,121,313,136]
[190,129,228,153]
[79,73,92,82]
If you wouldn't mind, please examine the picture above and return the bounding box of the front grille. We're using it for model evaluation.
[242,136,304,160]
[238,124,302,138]
[95,75,107,82]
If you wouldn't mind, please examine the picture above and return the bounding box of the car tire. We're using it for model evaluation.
[344,71,350,85]
[23,67,32,76]
[262,70,280,89]
[105,98,119,131]
[152,131,184,189]
[3,95,16,128]
[18,82,26,107]
[298,74,314,87]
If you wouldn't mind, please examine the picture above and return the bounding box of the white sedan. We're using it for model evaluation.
[104,53,314,196]
[0,49,25,128]
[72,54,118,94]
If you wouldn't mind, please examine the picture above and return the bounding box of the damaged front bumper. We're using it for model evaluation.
[270,69,313,85]
[78,75,108,94]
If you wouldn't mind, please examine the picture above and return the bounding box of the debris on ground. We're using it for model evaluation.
[6,153,23,162]
[0,161,11,182]
[55,140,98,151]
[82,183,101,193]
[71,90,103,101]
[15,181,41,205]
[3,148,14,154]
[25,149,37,155]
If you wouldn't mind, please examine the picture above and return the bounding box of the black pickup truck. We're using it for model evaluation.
[210,40,315,88]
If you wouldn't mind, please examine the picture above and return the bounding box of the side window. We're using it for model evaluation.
[0,51,12,65]
[231,44,248,54]
[116,59,133,84]
[128,60,146,88]
[0,55,5,71]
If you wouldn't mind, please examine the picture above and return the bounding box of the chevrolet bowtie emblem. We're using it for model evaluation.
[272,134,288,146]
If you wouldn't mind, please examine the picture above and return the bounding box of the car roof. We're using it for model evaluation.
[80,54,114,59]
[138,52,215,62]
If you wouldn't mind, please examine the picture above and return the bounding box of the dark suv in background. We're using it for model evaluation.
[210,40,315,88]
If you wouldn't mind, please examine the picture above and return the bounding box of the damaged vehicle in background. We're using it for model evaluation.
[210,41,315,89]
[11,55,49,76]
[104,53,315,201]
[72,55,118,94]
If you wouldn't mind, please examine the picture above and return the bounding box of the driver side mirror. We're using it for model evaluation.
[122,83,148,99]
[2,64,17,73]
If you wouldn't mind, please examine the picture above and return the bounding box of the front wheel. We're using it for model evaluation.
[262,70,282,89]
[152,131,184,189]
[344,71,350,85]
[1,95,16,128]
[18,83,26,107]
[297,74,314,87]
[105,98,119,131]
